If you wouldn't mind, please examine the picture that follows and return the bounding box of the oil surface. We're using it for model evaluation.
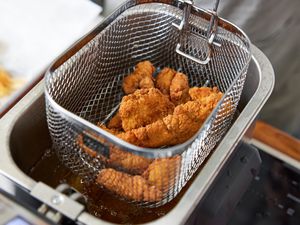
[28,149,204,224]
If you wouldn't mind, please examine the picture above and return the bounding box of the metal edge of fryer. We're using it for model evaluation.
[0,82,43,191]
[0,45,274,224]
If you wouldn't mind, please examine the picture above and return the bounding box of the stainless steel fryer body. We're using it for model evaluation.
[0,45,274,225]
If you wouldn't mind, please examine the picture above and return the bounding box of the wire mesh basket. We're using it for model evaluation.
[45,0,251,207]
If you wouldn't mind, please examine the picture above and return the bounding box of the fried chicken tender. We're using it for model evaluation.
[189,86,223,105]
[156,67,176,95]
[117,104,200,147]
[108,146,151,174]
[122,61,155,94]
[98,124,122,135]
[117,87,223,147]
[119,88,175,131]
[107,112,123,131]
[156,68,190,105]
[116,119,170,148]
[97,168,163,202]
[77,129,151,174]
[170,72,190,105]
[142,156,181,193]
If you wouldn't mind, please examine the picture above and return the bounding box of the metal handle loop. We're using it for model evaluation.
[176,43,212,64]
[173,0,220,65]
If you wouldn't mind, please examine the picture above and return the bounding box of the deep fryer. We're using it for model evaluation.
[45,0,251,207]
[0,0,275,224]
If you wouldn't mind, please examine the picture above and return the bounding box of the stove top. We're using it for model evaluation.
[228,149,300,225]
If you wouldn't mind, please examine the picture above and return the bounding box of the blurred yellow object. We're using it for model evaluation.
[0,67,13,97]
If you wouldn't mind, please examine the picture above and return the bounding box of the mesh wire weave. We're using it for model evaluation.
[45,1,251,207]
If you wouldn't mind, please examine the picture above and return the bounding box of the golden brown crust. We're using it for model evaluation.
[142,156,181,193]
[116,87,223,148]
[155,67,176,95]
[98,124,122,135]
[116,119,171,148]
[119,88,175,131]
[122,61,155,94]
[170,72,190,105]
[108,146,152,174]
[107,112,123,131]
[97,168,163,202]
[116,108,198,148]
[78,61,226,204]
[189,87,223,105]
[155,68,190,105]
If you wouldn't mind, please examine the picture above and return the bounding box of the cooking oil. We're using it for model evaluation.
[28,148,200,224]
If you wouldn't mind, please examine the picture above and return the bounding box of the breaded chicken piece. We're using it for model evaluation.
[117,87,223,147]
[107,112,123,131]
[142,156,181,193]
[156,68,190,105]
[119,88,175,131]
[97,168,163,202]
[98,124,122,135]
[189,87,223,105]
[170,72,190,105]
[117,119,172,148]
[122,61,155,94]
[116,103,199,147]
[77,128,151,174]
[156,67,176,95]
[108,146,152,174]
[117,104,201,147]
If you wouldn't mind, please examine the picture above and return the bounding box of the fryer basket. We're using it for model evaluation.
[45,0,251,207]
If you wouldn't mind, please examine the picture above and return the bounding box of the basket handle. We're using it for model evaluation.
[172,0,221,65]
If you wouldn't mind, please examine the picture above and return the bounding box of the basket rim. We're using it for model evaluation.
[44,0,252,158]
